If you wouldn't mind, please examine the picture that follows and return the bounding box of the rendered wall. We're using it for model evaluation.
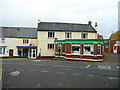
[5,38,18,56]
[37,31,98,56]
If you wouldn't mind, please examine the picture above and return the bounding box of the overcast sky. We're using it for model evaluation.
[0,0,119,38]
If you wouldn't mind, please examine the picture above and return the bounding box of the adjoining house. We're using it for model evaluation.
[109,31,120,54]
[37,21,104,61]
[103,39,109,53]
[0,27,37,58]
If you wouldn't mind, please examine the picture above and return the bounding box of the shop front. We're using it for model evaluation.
[16,46,37,58]
[55,39,104,61]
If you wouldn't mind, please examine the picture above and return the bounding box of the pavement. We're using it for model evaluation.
[1,53,120,88]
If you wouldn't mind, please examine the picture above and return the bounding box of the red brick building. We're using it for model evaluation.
[109,31,120,53]
[55,39,104,61]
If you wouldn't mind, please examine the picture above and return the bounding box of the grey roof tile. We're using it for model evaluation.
[0,27,37,38]
[38,22,97,32]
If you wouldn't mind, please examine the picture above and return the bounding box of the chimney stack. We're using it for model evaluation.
[94,22,98,32]
[95,22,98,27]
[88,21,92,25]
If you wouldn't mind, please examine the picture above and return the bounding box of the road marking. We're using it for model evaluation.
[86,65,91,68]
[72,73,80,76]
[34,60,41,61]
[53,65,84,69]
[56,72,64,74]
[88,75,94,77]
[40,71,48,73]
[108,77,120,80]
[65,68,71,70]
[117,66,119,69]
[98,65,111,70]
[10,71,20,76]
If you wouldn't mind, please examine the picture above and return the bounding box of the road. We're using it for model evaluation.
[1,54,120,88]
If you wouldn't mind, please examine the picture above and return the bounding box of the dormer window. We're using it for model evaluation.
[23,39,29,44]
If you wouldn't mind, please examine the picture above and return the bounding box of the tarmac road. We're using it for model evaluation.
[1,53,120,88]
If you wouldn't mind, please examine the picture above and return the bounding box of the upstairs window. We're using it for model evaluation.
[48,32,54,38]
[23,39,29,44]
[1,38,5,43]
[81,33,88,39]
[65,32,72,38]
[48,44,54,49]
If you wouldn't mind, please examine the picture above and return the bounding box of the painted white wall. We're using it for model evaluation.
[5,38,18,56]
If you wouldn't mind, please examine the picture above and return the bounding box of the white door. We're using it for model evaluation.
[113,46,117,53]
[29,49,36,58]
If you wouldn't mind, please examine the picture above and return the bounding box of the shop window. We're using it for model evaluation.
[97,46,101,54]
[48,32,54,38]
[3,47,5,54]
[65,32,72,38]
[81,33,88,39]
[0,48,2,54]
[23,39,29,44]
[48,44,54,49]
[72,45,80,54]
[0,47,5,55]
[84,44,93,54]
[18,48,22,56]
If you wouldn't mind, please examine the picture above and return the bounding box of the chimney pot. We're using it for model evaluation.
[95,22,98,27]
[88,21,92,25]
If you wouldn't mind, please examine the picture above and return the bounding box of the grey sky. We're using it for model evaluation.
[0,0,119,38]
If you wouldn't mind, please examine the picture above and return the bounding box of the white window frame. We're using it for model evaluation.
[65,32,72,39]
[81,33,88,39]
[48,44,54,49]
[23,39,29,44]
[1,38,5,43]
[71,44,80,55]
[84,44,94,55]
[48,32,54,38]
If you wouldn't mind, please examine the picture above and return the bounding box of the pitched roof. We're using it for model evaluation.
[0,27,37,38]
[38,22,97,32]
[109,31,120,40]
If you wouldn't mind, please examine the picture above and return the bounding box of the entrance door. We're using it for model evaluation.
[23,49,28,57]
[29,49,36,58]
[58,44,62,57]
[9,49,13,56]
[113,45,117,53]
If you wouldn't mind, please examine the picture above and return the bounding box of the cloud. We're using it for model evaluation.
[0,0,119,38]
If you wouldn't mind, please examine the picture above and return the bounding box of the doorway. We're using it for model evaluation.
[58,43,62,57]
[9,49,13,56]
[113,45,117,53]
[29,49,36,58]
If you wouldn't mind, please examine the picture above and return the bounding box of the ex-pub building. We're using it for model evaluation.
[37,21,104,61]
